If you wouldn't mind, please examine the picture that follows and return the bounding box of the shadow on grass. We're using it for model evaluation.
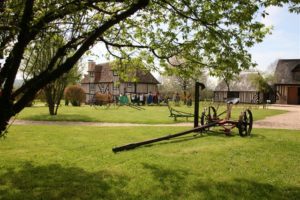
[193,178,300,200]
[0,162,131,200]
[143,163,189,197]
[0,162,299,199]
[142,134,206,149]
[143,163,300,200]
[142,130,239,149]
[23,114,95,122]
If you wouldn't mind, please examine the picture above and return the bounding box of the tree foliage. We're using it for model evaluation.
[0,0,299,135]
[21,35,81,115]
[250,72,275,94]
[64,85,86,107]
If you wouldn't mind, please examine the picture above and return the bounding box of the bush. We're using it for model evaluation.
[64,85,86,106]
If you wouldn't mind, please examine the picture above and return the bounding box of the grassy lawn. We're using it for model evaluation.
[17,103,287,124]
[0,125,299,199]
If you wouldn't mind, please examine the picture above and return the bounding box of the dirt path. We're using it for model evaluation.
[11,105,300,130]
[12,120,192,127]
[253,105,300,130]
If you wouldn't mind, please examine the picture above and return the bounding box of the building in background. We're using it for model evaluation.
[274,59,300,105]
[81,60,159,103]
[214,72,263,104]
[214,59,300,105]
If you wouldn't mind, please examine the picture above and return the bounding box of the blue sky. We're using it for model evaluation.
[88,5,300,73]
[249,5,300,71]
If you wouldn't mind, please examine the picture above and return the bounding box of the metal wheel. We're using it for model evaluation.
[200,106,217,126]
[238,109,253,137]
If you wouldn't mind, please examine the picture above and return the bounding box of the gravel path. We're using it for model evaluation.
[11,105,300,130]
[12,120,192,127]
[253,105,300,130]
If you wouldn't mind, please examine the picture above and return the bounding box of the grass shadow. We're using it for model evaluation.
[0,162,132,200]
[141,128,242,148]
[143,134,206,148]
[142,163,300,199]
[0,162,298,199]
[142,163,189,197]
[22,114,95,122]
[193,178,300,199]
[135,129,241,150]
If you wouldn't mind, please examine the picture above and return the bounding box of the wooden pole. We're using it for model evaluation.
[194,82,205,128]
[112,121,218,153]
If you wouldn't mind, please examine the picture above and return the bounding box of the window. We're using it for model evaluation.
[113,71,118,76]
[89,72,94,77]
[90,84,95,90]
[293,72,300,81]
[227,91,239,98]
[127,83,132,88]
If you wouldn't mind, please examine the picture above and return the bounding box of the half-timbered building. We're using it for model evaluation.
[81,60,159,103]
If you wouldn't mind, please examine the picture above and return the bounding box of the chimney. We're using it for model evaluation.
[87,60,96,72]
[87,60,96,83]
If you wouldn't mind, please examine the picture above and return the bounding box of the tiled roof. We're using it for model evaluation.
[81,62,159,84]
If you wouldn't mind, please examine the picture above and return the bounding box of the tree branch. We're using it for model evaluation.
[0,0,34,96]
[13,0,150,113]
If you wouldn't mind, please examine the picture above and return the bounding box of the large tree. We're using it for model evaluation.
[0,0,299,136]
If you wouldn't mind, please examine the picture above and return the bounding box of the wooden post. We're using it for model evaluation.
[194,82,205,128]
[194,82,200,128]
[134,82,137,94]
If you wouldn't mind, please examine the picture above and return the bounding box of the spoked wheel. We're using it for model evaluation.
[238,109,253,137]
[200,106,217,126]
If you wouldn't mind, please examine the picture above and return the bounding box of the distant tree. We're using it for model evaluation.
[64,85,86,107]
[250,72,275,94]
[212,64,240,92]
[21,36,81,115]
[163,56,208,102]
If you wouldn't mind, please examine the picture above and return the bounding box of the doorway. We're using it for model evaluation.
[287,87,299,104]
[298,87,300,104]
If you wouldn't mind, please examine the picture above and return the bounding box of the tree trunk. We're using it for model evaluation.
[54,103,59,115]
[0,97,14,135]
[48,102,56,115]
[225,80,230,92]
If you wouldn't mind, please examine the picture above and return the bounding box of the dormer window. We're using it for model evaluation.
[292,64,300,81]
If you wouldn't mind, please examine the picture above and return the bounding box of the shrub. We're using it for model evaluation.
[64,85,86,106]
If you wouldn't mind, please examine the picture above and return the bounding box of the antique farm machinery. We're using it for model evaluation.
[200,98,253,137]
[112,82,253,153]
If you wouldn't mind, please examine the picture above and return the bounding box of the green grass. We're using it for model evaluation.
[17,103,287,124]
[0,125,299,199]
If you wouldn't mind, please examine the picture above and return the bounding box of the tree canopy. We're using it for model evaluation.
[0,0,299,135]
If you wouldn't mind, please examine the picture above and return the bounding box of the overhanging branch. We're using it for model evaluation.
[13,0,150,113]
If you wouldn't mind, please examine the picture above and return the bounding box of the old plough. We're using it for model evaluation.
[112,83,253,153]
